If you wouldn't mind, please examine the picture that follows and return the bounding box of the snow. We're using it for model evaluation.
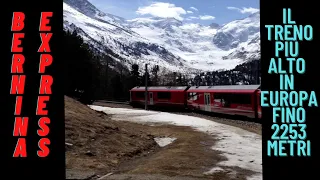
[89,106,262,179]
[63,2,189,73]
[247,174,263,180]
[63,0,261,73]
[203,167,225,174]
[154,137,177,147]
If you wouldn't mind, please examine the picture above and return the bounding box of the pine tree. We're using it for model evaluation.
[151,65,159,86]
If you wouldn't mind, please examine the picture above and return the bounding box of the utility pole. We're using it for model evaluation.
[145,64,148,110]
[256,60,260,84]
[173,72,177,86]
[105,53,109,99]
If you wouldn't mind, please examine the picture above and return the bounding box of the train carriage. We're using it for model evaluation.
[186,85,261,119]
[129,86,190,110]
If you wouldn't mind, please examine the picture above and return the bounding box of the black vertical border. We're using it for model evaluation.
[261,0,319,179]
[0,0,65,179]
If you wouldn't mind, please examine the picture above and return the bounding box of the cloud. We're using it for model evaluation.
[136,2,187,20]
[199,15,215,20]
[190,7,198,11]
[189,16,199,19]
[227,7,259,14]
[187,10,193,14]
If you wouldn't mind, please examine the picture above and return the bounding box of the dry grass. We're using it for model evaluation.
[65,96,158,178]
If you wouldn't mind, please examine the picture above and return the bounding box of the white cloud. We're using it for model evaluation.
[227,7,259,14]
[136,2,187,20]
[199,15,215,20]
[189,16,199,19]
[187,10,193,14]
[190,7,198,11]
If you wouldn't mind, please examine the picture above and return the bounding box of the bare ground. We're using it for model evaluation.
[103,124,257,180]
[66,98,259,179]
[65,96,158,179]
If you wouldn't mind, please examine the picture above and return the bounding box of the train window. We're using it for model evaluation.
[135,92,145,98]
[188,92,198,100]
[158,92,171,99]
[213,93,223,102]
[231,94,251,104]
[214,93,251,105]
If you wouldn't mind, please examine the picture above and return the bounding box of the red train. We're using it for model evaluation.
[129,85,262,119]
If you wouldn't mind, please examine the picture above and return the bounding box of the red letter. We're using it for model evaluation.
[39,54,53,73]
[13,117,29,136]
[36,96,49,115]
[38,33,52,52]
[15,96,23,115]
[39,75,53,94]
[38,117,50,136]
[11,33,24,52]
[11,12,25,31]
[39,12,53,31]
[11,54,25,73]
[13,138,27,157]
[38,138,50,157]
[10,75,26,94]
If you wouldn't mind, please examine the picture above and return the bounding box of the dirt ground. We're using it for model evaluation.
[66,98,258,180]
[104,124,257,180]
[65,96,158,179]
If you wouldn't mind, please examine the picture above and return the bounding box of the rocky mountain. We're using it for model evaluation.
[213,13,260,61]
[209,23,220,29]
[63,1,190,74]
[63,0,260,73]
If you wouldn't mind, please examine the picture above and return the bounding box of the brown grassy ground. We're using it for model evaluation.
[65,97,258,180]
[65,96,158,179]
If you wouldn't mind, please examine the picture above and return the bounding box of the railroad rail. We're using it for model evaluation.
[92,99,262,134]
[95,100,130,105]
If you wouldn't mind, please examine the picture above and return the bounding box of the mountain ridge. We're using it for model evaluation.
[63,0,260,73]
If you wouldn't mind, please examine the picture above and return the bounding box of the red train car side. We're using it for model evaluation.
[186,85,261,119]
[129,86,189,110]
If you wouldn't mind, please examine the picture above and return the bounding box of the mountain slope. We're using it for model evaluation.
[63,1,191,73]
[126,17,239,70]
[213,13,260,61]
[63,0,260,73]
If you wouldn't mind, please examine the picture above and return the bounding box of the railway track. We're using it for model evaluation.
[93,100,262,135]
[96,100,129,105]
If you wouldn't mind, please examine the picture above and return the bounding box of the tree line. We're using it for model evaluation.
[191,60,261,86]
[64,30,260,104]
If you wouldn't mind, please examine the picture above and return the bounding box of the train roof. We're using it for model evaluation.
[130,86,189,91]
[187,85,260,93]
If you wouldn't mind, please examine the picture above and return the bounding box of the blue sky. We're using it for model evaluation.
[88,0,259,25]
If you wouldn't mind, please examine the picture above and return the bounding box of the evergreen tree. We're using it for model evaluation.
[63,30,99,104]
[130,64,140,87]
[151,65,159,86]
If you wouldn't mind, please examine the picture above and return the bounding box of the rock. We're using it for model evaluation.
[85,151,95,156]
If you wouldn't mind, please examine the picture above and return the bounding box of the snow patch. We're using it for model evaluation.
[247,174,262,180]
[154,137,177,147]
[89,105,262,179]
[204,167,225,174]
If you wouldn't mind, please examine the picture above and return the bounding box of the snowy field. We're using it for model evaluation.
[89,105,262,180]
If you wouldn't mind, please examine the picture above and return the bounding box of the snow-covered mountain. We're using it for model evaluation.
[63,0,260,73]
[213,13,260,61]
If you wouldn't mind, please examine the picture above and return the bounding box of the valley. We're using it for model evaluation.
[63,0,260,74]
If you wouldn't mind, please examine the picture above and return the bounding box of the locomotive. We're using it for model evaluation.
[129,85,262,120]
